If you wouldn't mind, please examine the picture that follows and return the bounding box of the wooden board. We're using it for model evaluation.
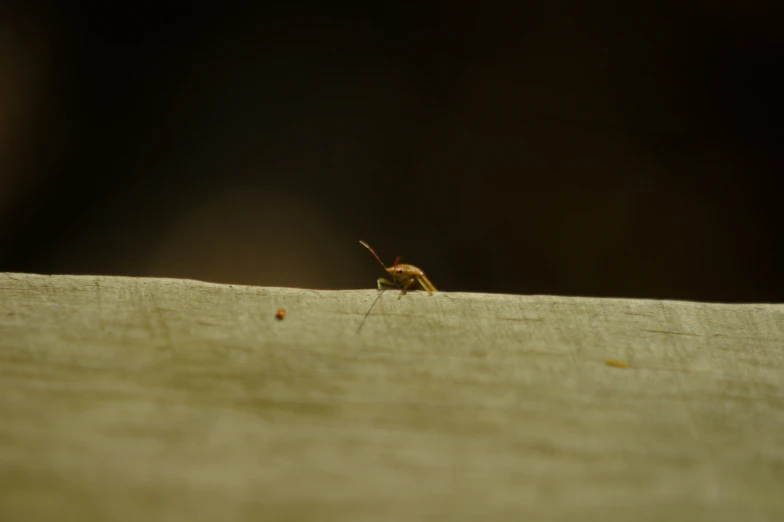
[1,273,783,521]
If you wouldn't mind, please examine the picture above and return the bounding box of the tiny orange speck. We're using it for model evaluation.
[275,309,286,320]
[605,359,628,368]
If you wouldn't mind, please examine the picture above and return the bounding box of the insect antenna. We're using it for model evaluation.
[359,240,388,270]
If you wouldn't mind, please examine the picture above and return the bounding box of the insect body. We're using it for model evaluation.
[275,308,286,320]
[359,240,437,300]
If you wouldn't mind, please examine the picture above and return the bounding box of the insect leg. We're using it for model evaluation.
[376,278,398,291]
[417,275,437,295]
[398,278,416,300]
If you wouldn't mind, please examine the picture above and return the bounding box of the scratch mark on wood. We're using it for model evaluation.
[548,301,582,376]
[357,290,384,334]
[338,311,416,318]
[135,280,177,355]
[94,278,105,333]
[640,329,699,337]
[151,293,177,355]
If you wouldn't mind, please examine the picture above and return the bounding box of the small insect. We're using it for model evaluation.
[359,240,437,300]
[605,359,628,368]
[275,308,286,320]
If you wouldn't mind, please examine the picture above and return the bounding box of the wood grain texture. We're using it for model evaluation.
[1,273,783,521]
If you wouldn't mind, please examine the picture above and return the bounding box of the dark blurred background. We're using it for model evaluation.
[0,4,781,302]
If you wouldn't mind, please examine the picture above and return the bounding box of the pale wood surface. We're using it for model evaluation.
[1,273,783,521]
